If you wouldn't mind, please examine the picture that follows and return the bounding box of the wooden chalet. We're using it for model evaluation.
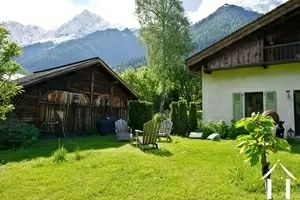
[187,0,300,74]
[11,57,138,135]
[186,0,300,138]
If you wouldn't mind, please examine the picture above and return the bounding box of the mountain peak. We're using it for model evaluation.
[222,3,231,7]
[218,4,243,10]
[47,9,125,41]
[81,9,92,15]
[76,9,100,19]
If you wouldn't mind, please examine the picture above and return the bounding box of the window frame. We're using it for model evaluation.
[244,91,264,117]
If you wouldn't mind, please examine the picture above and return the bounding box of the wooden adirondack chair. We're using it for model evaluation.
[115,119,133,142]
[158,119,173,142]
[135,120,160,150]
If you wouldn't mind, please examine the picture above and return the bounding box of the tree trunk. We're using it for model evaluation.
[160,18,167,113]
[159,79,166,112]
[261,151,272,199]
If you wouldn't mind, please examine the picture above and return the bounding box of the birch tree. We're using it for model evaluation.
[135,0,193,111]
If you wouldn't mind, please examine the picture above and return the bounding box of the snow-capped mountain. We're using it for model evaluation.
[233,0,288,14]
[1,9,126,46]
[1,21,47,45]
[46,9,125,41]
[1,0,288,46]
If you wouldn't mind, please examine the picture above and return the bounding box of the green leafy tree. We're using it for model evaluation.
[235,112,291,183]
[175,70,202,104]
[0,25,23,119]
[121,66,159,103]
[135,0,193,112]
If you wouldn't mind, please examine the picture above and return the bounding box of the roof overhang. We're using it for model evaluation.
[16,57,139,100]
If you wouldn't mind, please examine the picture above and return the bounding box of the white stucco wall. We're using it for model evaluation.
[202,62,300,137]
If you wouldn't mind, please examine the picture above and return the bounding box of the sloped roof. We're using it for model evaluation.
[16,57,138,99]
[186,0,300,69]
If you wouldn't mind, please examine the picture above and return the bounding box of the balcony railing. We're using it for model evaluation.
[264,41,300,63]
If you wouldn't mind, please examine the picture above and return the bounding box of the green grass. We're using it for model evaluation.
[1,136,300,200]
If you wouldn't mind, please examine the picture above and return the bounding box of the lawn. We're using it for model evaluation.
[1,136,300,200]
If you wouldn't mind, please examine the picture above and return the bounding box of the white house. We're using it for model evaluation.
[186,0,300,138]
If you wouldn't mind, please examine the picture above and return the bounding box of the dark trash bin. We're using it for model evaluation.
[96,116,119,136]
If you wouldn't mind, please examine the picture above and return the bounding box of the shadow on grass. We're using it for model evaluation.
[157,140,172,143]
[132,143,174,157]
[291,145,300,154]
[0,135,127,164]
[287,138,300,154]
[144,148,174,157]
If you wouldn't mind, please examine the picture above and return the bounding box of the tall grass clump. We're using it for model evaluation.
[74,147,85,161]
[52,139,68,163]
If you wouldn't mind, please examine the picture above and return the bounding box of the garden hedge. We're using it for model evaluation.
[177,99,188,136]
[189,102,198,132]
[128,100,153,131]
[170,102,178,134]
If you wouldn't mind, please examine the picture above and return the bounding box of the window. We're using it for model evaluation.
[245,92,264,117]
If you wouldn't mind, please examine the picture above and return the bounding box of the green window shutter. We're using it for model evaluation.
[233,93,243,121]
[265,91,277,112]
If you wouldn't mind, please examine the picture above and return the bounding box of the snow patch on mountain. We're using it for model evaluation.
[233,0,288,14]
[2,9,126,46]
[1,21,47,45]
[47,9,125,40]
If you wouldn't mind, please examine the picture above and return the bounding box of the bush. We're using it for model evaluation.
[170,102,178,134]
[128,100,153,131]
[177,99,188,136]
[189,102,198,132]
[228,120,249,139]
[198,121,221,139]
[0,120,40,150]
[198,120,248,139]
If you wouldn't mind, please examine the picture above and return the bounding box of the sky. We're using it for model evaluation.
[0,0,283,30]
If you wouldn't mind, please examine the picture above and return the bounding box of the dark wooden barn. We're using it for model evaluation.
[11,57,138,135]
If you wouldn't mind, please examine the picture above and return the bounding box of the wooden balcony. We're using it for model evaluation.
[264,41,300,63]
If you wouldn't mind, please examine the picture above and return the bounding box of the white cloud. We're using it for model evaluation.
[0,0,81,29]
[187,0,226,24]
[87,0,138,28]
[0,0,138,29]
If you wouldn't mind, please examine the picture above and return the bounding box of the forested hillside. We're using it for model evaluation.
[114,57,146,72]
[19,29,145,72]
[191,4,261,52]
[117,4,261,71]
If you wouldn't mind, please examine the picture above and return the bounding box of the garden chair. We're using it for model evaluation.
[158,119,173,142]
[135,119,160,150]
[115,119,133,142]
